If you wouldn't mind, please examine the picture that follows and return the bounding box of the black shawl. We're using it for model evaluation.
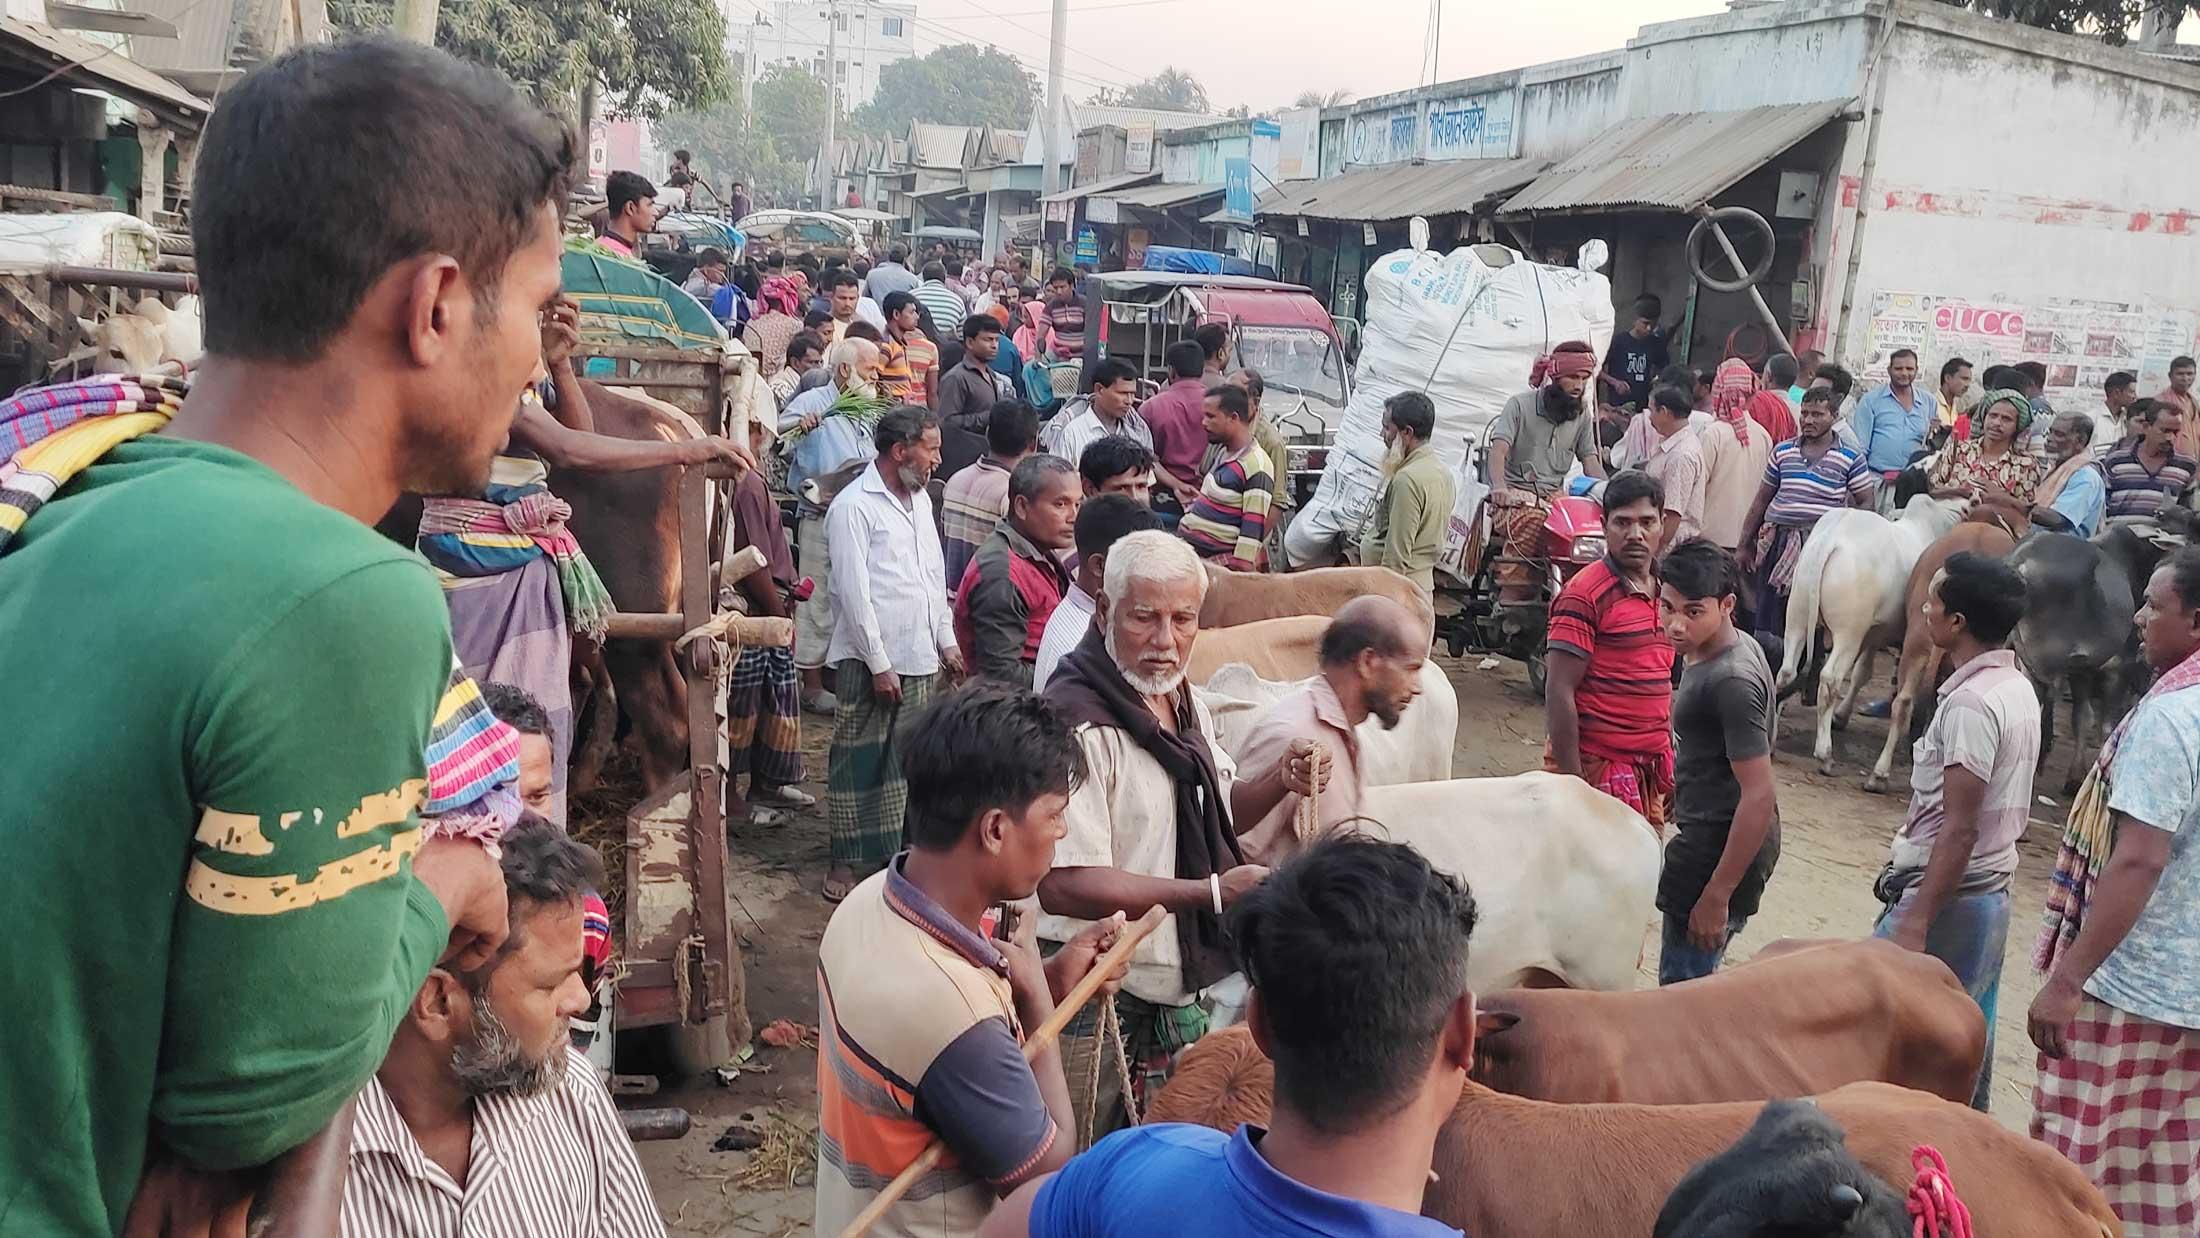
[1045,625,1245,992]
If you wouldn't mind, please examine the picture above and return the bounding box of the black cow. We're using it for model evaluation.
[2011,513,2194,794]
[1655,1100,1908,1238]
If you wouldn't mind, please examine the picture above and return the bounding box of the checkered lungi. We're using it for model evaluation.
[2031,995,2200,1237]
[1057,990,1208,1149]
[726,645,802,788]
[826,659,936,871]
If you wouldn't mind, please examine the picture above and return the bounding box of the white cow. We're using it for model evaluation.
[1196,660,1456,785]
[1351,774,1658,992]
[1778,496,1968,775]
[80,294,203,373]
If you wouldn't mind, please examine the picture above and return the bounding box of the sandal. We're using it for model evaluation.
[823,868,859,904]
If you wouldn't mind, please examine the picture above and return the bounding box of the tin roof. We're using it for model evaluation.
[1252,157,1549,223]
[1093,180,1226,210]
[1038,169,1159,204]
[1499,100,1848,215]
[0,17,208,122]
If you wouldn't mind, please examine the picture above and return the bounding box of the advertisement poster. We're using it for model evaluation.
[1862,291,2200,409]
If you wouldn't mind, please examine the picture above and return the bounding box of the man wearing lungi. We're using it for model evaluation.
[2030,546,2200,1237]
[822,406,965,902]
[1486,341,1606,602]
[725,412,810,821]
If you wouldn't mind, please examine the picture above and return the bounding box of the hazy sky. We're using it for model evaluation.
[908,0,1731,112]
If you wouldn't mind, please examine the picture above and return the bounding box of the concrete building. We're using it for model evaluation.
[738,0,915,108]
[1248,0,2200,400]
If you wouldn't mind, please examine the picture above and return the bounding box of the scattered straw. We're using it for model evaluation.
[731,1112,818,1194]
[568,747,646,929]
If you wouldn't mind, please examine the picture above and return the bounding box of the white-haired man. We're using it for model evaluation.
[1037,530,1324,1143]
[784,337,886,714]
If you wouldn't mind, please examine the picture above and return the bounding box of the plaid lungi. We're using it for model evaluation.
[1544,743,1673,836]
[726,645,802,788]
[1058,990,1208,1149]
[2031,995,2200,1237]
[827,659,936,870]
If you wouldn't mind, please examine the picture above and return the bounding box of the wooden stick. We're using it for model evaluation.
[835,904,1171,1238]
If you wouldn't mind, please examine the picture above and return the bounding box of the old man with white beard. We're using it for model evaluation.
[1038,530,1325,1143]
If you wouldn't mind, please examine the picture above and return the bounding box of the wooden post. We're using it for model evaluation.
[391,0,439,43]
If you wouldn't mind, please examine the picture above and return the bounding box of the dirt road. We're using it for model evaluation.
[635,651,2072,1234]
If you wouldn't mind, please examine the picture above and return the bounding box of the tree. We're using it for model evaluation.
[849,44,1037,136]
[1292,89,1353,108]
[1093,66,1211,114]
[1942,0,2196,41]
[653,98,807,207]
[328,0,730,120]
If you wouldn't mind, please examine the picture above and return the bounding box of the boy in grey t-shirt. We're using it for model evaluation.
[1655,538,1780,985]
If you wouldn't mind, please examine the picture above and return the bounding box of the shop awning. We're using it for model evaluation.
[0,17,208,127]
[1499,99,1849,215]
[1037,170,1159,204]
[1249,157,1549,223]
[1092,180,1226,211]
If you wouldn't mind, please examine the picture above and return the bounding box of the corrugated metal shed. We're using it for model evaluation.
[1252,157,1549,222]
[1038,169,1159,204]
[1093,180,1225,210]
[0,17,208,121]
[1500,100,1848,215]
[908,122,976,170]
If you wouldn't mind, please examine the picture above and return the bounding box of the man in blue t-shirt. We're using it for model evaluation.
[1606,294,1672,412]
[980,837,1479,1238]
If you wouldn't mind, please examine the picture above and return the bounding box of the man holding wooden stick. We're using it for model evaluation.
[815,684,1132,1238]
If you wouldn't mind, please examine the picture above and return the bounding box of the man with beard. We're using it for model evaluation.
[1039,531,1322,1140]
[824,406,967,902]
[341,824,662,1236]
[1487,340,1607,600]
[0,39,539,1232]
[785,337,887,714]
[1233,596,1424,864]
[1358,390,1453,593]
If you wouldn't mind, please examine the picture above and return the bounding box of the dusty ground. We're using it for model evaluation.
[630,651,2074,1234]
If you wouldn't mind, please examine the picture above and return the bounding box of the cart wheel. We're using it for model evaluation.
[1527,651,1548,697]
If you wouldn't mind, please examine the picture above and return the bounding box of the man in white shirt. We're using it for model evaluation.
[1036,531,1322,1140]
[1034,494,1157,691]
[1641,385,1709,550]
[823,407,966,903]
[341,827,663,1238]
[1040,357,1154,467]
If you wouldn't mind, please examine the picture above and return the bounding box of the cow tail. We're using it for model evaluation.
[1779,531,1832,694]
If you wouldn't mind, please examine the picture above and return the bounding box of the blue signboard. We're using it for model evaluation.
[1075,225,1099,267]
[1222,157,1253,225]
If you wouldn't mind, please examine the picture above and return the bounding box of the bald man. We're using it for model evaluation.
[1233,595,1426,864]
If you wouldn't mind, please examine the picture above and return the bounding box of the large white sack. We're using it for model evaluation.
[1286,243,1612,578]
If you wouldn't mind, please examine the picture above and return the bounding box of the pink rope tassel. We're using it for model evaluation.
[1907,1144,1973,1238]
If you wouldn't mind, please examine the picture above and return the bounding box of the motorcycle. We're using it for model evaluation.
[1436,483,1607,696]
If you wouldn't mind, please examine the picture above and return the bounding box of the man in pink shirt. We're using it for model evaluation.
[1232,596,1425,864]
[1141,340,1214,517]
[599,171,655,258]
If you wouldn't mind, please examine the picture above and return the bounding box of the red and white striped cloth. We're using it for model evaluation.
[2031,995,2200,1237]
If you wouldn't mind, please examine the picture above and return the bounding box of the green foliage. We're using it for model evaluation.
[849,44,1037,136]
[328,0,729,119]
[1943,0,2196,41]
[1090,66,1211,114]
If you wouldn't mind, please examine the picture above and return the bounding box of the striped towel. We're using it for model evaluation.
[418,453,615,642]
[0,373,188,556]
[421,662,524,856]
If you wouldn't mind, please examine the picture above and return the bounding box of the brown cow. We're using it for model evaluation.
[1150,1027,2118,1238]
[1471,939,1983,1104]
[1864,517,2017,793]
[1186,614,1326,684]
[1199,563,1434,644]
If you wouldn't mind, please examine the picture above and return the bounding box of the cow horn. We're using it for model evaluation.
[1828,1182,1862,1219]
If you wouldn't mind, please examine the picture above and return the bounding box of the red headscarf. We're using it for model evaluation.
[1748,389,1798,443]
[758,275,802,317]
[1531,339,1598,387]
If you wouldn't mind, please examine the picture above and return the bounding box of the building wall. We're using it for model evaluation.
[746,0,916,107]
[1621,2,1874,116]
[1834,3,2200,395]
[1514,55,1624,159]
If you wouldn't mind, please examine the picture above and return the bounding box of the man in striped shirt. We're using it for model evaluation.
[1545,471,1678,833]
[1178,383,1274,572]
[2101,397,2197,527]
[913,261,968,341]
[342,826,663,1237]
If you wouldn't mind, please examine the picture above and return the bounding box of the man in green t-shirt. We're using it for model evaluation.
[0,38,580,1235]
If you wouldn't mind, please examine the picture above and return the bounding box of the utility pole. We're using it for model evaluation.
[1039,0,1067,261]
[818,0,838,207]
[392,0,438,43]
[743,18,762,120]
